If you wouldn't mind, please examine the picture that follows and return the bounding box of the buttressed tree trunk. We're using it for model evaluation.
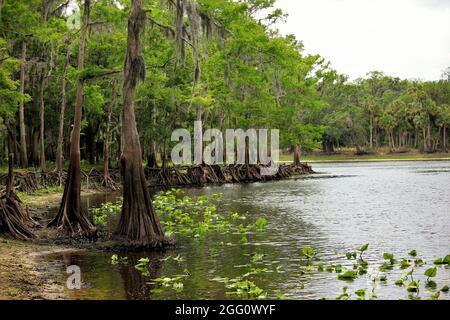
[48,0,95,235]
[19,40,28,167]
[116,0,166,247]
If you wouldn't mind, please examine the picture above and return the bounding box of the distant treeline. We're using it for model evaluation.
[318,71,450,154]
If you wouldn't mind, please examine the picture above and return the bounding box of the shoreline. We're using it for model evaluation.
[0,239,72,300]
[293,157,450,164]
[280,153,450,164]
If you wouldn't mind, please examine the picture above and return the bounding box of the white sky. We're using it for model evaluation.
[274,0,450,81]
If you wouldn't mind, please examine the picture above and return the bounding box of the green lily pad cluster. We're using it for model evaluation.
[149,269,191,294]
[153,189,268,238]
[91,198,123,226]
[91,189,269,240]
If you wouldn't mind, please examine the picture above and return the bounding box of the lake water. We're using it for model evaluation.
[38,161,450,300]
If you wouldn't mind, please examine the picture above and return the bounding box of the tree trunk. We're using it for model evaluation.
[194,108,204,165]
[414,128,418,148]
[390,132,395,150]
[147,140,157,168]
[30,129,38,166]
[48,0,95,235]
[85,121,98,164]
[56,47,70,172]
[102,82,116,188]
[293,144,301,165]
[6,144,13,196]
[103,109,111,179]
[39,77,46,173]
[369,112,373,150]
[423,127,428,152]
[147,99,158,168]
[116,0,166,247]
[444,126,447,153]
[18,40,28,167]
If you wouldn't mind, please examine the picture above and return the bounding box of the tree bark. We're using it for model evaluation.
[102,82,116,188]
[6,145,13,196]
[48,0,95,235]
[423,127,428,152]
[443,126,447,153]
[56,47,70,172]
[116,0,166,247]
[293,144,301,165]
[147,140,157,168]
[19,40,28,167]
[39,76,46,173]
[369,112,373,149]
[147,100,158,168]
[194,108,204,165]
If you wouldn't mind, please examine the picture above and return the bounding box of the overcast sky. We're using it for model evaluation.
[275,0,450,81]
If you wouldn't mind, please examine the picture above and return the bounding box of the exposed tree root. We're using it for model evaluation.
[145,163,314,187]
[0,163,313,193]
[100,176,119,191]
[0,192,36,240]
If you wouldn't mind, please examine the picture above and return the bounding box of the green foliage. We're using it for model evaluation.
[111,254,128,265]
[90,199,122,226]
[400,260,411,269]
[424,267,437,279]
[300,247,315,260]
[433,255,450,265]
[317,261,324,272]
[254,218,268,231]
[150,271,190,291]
[336,287,350,300]
[359,243,369,253]
[135,258,151,276]
[239,236,249,244]
[226,280,266,300]
[154,189,259,238]
[406,280,420,293]
[346,251,357,260]
[337,270,358,281]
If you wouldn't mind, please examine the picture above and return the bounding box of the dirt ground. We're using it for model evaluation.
[0,237,71,300]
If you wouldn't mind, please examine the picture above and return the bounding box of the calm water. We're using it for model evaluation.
[39,161,450,300]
